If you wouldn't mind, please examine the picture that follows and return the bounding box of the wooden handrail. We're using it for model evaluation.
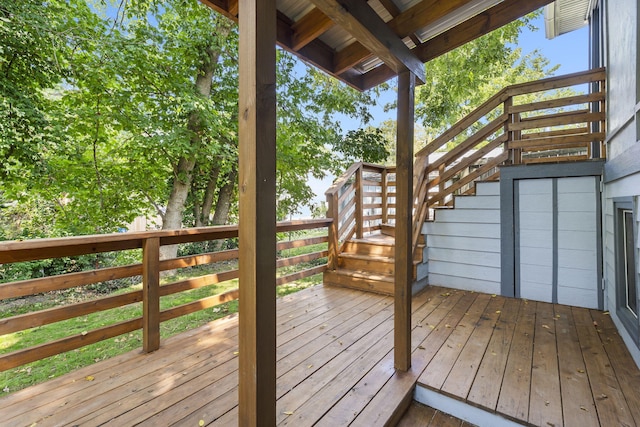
[0,219,332,372]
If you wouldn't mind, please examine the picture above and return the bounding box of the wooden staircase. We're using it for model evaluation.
[323,69,606,297]
[323,229,427,295]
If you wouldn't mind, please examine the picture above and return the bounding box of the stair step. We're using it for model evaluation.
[380,223,395,237]
[338,252,420,277]
[323,269,394,295]
[343,240,395,257]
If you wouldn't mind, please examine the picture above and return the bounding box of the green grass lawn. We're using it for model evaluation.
[0,236,326,396]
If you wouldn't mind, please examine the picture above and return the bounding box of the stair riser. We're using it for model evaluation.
[339,257,395,275]
[323,270,394,295]
[342,241,395,257]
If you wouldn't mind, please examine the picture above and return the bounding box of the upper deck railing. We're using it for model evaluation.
[325,68,606,261]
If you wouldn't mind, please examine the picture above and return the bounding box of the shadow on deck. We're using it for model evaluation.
[1,284,639,426]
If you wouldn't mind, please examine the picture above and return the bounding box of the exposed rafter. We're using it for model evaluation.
[310,0,425,83]
[291,8,334,51]
[360,0,555,90]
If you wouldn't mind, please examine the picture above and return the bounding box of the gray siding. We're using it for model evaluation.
[423,182,501,294]
[600,0,640,363]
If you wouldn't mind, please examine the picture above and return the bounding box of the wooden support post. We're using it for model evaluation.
[394,70,415,371]
[142,237,160,353]
[355,165,364,238]
[238,0,277,424]
[381,168,388,224]
[505,98,522,164]
[327,192,340,270]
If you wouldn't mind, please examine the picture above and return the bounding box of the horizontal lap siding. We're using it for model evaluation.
[424,182,501,294]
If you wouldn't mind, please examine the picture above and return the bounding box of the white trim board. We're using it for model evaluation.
[414,386,525,427]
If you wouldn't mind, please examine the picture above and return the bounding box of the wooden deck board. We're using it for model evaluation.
[1,285,640,427]
[555,304,599,427]
[440,295,505,399]
[573,306,635,427]
[466,296,520,409]
[528,301,562,427]
[592,309,640,425]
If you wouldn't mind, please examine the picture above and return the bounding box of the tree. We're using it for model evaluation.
[1,0,388,242]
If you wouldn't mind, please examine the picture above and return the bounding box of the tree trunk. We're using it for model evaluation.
[209,164,237,251]
[212,164,237,226]
[160,19,233,261]
[201,166,221,225]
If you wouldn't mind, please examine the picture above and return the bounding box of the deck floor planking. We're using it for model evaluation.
[2,284,640,427]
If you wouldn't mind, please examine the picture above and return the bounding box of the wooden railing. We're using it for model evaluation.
[0,219,331,372]
[411,67,606,250]
[325,162,397,269]
[326,69,606,260]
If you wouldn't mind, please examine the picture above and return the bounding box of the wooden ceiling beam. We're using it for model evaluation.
[388,0,477,38]
[360,0,555,90]
[291,8,335,51]
[228,0,239,17]
[414,0,555,63]
[310,0,425,83]
[334,0,477,76]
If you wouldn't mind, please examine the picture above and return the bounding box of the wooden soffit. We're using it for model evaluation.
[200,0,555,91]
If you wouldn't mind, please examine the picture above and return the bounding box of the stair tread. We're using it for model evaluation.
[339,252,423,266]
[339,252,395,262]
[348,237,395,247]
[326,268,394,282]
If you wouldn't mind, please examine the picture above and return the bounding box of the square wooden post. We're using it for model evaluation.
[142,237,160,353]
[238,0,277,424]
[394,70,415,371]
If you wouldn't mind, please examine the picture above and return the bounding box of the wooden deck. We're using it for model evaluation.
[1,284,639,426]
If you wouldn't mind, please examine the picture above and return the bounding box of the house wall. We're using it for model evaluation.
[423,182,502,294]
[600,0,640,364]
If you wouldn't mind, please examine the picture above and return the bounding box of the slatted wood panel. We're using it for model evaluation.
[2,285,639,427]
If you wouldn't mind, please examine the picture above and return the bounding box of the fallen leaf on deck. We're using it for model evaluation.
[495,310,501,314]
[429,325,435,329]
[85,376,95,381]
[233,351,239,355]
[283,411,294,416]
[593,321,598,327]
[542,324,550,329]
[307,365,313,369]
[603,311,610,315]
[81,331,88,336]
[199,420,205,426]
[580,406,588,412]
[491,294,497,298]
[445,324,451,328]
[577,368,585,373]
[545,400,550,406]
[418,345,425,350]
